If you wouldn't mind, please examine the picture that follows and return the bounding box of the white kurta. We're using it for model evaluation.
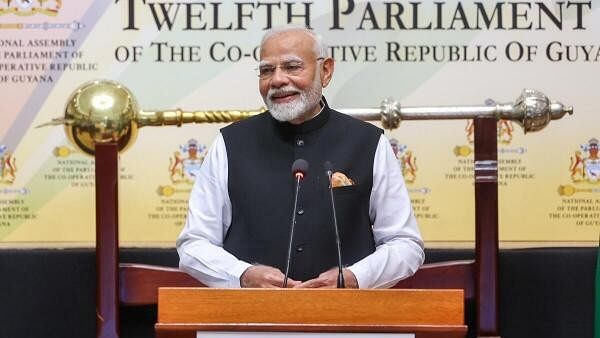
[177,133,424,288]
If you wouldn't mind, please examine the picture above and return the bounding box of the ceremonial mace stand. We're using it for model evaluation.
[95,143,200,338]
[393,118,500,338]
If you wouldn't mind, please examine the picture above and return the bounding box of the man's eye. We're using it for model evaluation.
[259,67,275,75]
[283,63,303,72]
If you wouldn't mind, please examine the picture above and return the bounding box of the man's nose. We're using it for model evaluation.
[269,67,290,88]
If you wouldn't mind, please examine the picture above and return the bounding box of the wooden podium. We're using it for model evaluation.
[155,288,467,338]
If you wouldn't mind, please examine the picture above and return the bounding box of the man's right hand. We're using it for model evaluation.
[240,265,300,288]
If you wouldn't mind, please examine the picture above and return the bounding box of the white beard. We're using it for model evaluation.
[265,72,322,122]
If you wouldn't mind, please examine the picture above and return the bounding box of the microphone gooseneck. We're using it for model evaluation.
[283,159,309,287]
[324,161,345,288]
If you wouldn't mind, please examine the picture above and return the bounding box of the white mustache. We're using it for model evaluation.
[267,87,301,101]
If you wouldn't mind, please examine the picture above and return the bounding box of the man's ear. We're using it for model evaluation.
[320,57,334,88]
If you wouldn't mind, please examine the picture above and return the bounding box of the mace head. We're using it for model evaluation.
[514,89,573,133]
[63,79,139,155]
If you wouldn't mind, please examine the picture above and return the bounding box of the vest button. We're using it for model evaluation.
[296,139,304,147]
[296,245,304,252]
[297,209,304,215]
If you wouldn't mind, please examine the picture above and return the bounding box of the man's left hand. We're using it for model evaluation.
[294,268,359,288]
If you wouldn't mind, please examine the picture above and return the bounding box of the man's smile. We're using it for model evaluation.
[270,90,300,104]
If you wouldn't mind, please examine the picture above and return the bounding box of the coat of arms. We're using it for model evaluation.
[0,145,17,184]
[389,138,417,184]
[570,138,600,183]
[0,0,61,16]
[169,139,206,184]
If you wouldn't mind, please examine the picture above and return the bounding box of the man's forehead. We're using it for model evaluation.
[260,31,316,59]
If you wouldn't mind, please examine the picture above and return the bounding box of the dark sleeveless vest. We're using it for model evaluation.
[221,99,382,281]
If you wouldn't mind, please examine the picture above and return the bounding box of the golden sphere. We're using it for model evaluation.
[64,79,139,155]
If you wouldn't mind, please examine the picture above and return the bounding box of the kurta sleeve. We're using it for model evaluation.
[347,134,424,288]
[176,133,252,288]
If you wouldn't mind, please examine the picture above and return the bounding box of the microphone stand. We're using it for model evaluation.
[326,168,345,288]
[283,174,302,288]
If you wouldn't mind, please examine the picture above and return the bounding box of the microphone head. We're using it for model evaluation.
[292,159,309,179]
[324,161,333,175]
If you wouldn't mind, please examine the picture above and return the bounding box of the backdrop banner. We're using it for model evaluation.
[1,0,598,246]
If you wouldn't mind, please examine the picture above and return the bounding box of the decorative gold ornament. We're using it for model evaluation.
[53,146,73,158]
[556,184,598,196]
[558,184,576,196]
[454,145,473,157]
[157,185,176,197]
[156,185,191,197]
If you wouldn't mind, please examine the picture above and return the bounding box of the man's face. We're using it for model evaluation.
[259,31,331,123]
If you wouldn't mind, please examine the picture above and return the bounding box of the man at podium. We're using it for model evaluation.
[177,26,424,289]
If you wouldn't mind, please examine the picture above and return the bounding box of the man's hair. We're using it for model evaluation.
[260,25,328,59]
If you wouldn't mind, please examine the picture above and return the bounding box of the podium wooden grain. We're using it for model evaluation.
[155,288,467,338]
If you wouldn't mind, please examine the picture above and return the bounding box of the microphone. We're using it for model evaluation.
[292,158,309,180]
[324,161,345,288]
[283,159,309,287]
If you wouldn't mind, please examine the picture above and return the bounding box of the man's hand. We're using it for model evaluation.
[240,265,300,288]
[294,268,359,288]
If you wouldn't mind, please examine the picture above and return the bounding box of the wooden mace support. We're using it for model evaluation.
[474,118,499,337]
[95,143,120,338]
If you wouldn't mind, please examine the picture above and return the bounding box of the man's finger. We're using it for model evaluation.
[242,265,297,288]
[264,271,301,288]
[284,278,301,288]
[294,278,325,288]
